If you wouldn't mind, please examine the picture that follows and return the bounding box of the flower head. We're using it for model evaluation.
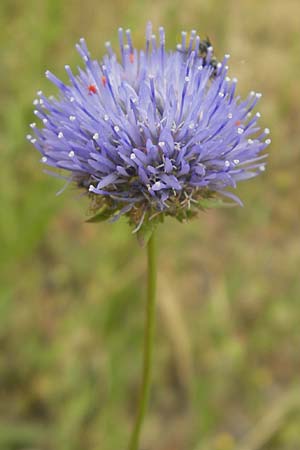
[28,23,270,231]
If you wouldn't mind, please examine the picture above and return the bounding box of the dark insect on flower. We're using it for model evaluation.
[177,33,218,78]
[28,23,270,231]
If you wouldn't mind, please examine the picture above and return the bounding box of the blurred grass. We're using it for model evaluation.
[1,0,300,449]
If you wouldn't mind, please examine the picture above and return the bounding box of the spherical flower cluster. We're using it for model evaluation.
[28,23,270,230]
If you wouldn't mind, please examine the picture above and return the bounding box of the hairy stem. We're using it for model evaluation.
[128,232,157,450]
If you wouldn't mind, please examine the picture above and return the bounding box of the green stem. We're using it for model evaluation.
[128,232,157,450]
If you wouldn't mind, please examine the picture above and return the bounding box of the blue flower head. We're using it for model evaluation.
[28,23,270,231]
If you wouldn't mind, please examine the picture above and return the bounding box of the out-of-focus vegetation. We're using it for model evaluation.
[1,0,300,449]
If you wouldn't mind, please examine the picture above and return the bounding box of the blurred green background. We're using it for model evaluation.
[1,0,300,449]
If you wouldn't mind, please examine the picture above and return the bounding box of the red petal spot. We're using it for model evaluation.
[129,53,134,64]
[101,76,107,87]
[235,120,241,126]
[88,84,97,94]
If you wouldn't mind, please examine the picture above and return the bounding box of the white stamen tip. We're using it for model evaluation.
[68,150,75,158]
[104,115,109,121]
[225,77,231,82]
[185,76,190,82]
[70,97,75,102]
[248,139,254,144]
[31,138,36,144]
[259,165,266,171]
[93,133,99,139]
[264,128,270,134]
[227,113,233,119]
[58,132,64,139]
[232,77,238,83]
[37,90,43,96]
[237,127,244,134]
[250,91,255,96]
[114,126,120,132]
[45,70,50,77]
[26,134,32,140]
[41,156,48,163]
[153,181,161,188]
[224,54,230,59]
[42,118,48,124]
[158,141,165,147]
[130,153,136,160]
[256,92,262,98]
[89,185,94,192]
[218,92,224,98]
[256,112,261,118]
[233,159,240,164]
[225,160,230,167]
[33,99,39,105]
[265,139,271,145]
[30,122,36,128]
[69,115,76,121]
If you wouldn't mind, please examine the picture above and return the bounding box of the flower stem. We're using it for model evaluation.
[128,232,157,450]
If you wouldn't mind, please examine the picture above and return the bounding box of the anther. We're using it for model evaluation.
[88,84,97,94]
[93,133,99,139]
[68,150,75,158]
